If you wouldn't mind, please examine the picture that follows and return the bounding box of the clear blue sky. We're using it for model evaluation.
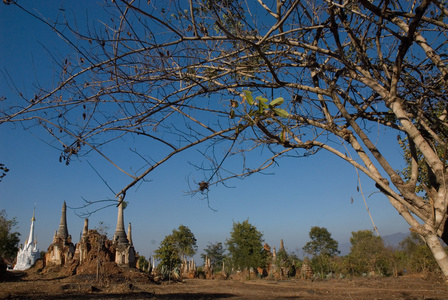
[0,1,410,262]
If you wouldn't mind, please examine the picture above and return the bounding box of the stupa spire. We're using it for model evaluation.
[26,206,36,247]
[57,201,69,240]
[113,196,129,245]
[279,239,285,252]
[82,218,89,239]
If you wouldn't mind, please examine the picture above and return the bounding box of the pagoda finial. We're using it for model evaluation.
[57,201,69,240]
[31,204,36,222]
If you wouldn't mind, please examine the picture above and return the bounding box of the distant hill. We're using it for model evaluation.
[338,232,409,256]
[382,232,409,248]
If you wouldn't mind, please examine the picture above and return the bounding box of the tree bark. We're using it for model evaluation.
[424,230,448,283]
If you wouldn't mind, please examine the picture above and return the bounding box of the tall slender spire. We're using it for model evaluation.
[57,201,69,240]
[113,196,129,245]
[26,207,36,247]
[127,222,133,246]
[82,218,89,239]
[279,239,285,252]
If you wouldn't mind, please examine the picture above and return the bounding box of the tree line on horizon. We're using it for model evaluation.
[143,220,443,280]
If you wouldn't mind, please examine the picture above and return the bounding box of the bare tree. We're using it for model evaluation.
[1,0,448,280]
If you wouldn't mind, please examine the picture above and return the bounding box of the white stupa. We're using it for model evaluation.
[13,208,40,271]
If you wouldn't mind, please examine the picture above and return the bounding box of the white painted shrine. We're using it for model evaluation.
[14,208,40,271]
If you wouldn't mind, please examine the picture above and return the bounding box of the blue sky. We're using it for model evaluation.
[0,1,411,263]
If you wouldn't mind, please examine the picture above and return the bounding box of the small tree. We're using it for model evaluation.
[399,232,438,273]
[201,242,225,272]
[137,255,149,272]
[303,226,339,278]
[154,225,197,273]
[154,235,181,274]
[276,247,289,269]
[226,219,266,278]
[275,247,297,278]
[171,225,197,259]
[347,230,390,276]
[0,210,20,262]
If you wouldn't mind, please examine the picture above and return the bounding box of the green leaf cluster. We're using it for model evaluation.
[242,90,289,118]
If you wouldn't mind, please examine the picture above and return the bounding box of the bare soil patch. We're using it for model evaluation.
[1,269,447,299]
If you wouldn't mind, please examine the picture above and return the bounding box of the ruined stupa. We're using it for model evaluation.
[13,208,40,270]
[73,218,89,264]
[45,201,75,266]
[112,197,136,267]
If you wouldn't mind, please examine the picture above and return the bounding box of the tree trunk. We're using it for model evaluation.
[440,216,448,246]
[424,231,448,283]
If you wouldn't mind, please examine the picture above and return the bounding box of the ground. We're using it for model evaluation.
[1,268,448,300]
